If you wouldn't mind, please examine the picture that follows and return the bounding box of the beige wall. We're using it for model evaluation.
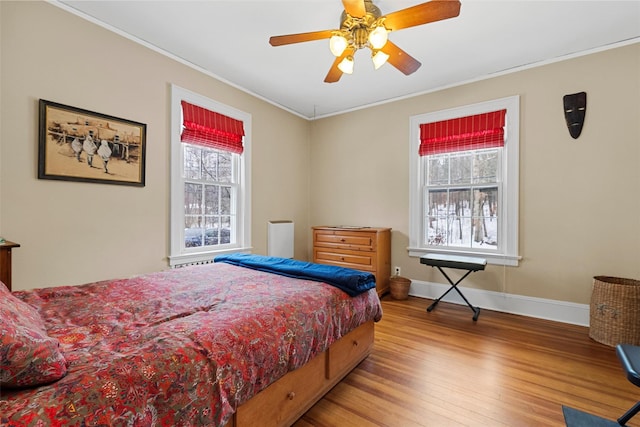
[2,2,638,305]
[0,2,310,290]
[310,43,640,304]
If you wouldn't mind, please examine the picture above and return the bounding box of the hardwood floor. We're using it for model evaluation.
[295,296,640,427]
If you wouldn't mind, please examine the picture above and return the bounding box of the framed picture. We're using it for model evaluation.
[38,99,146,187]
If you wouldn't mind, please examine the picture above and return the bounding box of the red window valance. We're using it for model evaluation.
[419,109,506,156]
[181,101,244,154]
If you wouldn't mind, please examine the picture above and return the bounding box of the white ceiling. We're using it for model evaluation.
[55,0,640,120]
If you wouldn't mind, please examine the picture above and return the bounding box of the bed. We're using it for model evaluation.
[0,254,383,426]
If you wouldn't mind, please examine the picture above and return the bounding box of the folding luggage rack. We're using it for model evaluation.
[420,253,487,321]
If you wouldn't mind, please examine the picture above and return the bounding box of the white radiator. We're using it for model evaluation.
[268,220,294,258]
[172,259,215,269]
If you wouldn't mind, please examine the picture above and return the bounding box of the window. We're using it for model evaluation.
[409,96,520,266]
[183,146,234,248]
[425,150,500,249]
[170,85,251,267]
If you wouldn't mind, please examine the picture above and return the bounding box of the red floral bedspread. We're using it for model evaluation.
[1,262,383,426]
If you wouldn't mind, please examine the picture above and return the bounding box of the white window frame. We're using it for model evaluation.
[169,84,252,267]
[408,95,520,266]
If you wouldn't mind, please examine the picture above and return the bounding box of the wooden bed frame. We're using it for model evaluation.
[225,320,375,427]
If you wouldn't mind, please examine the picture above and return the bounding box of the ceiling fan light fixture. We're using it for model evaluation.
[338,56,354,74]
[329,34,348,57]
[368,25,388,50]
[269,0,462,83]
[372,50,389,70]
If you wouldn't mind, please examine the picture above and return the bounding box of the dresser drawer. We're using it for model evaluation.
[235,351,327,427]
[327,321,374,380]
[313,248,375,272]
[313,229,376,252]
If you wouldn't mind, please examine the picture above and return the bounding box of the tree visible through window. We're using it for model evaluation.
[425,148,500,249]
[183,145,234,248]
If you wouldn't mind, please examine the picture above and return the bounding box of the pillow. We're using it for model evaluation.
[0,281,67,388]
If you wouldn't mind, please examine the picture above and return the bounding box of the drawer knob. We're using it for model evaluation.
[352,340,359,347]
[287,391,296,400]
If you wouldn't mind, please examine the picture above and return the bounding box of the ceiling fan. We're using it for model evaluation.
[269,0,461,83]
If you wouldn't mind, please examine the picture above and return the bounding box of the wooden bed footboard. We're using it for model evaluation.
[225,321,375,427]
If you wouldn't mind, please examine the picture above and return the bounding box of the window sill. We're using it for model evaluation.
[408,247,520,267]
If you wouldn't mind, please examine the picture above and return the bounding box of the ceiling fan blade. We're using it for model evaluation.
[381,41,422,75]
[342,0,366,17]
[324,47,355,83]
[324,64,343,84]
[383,0,461,32]
[269,30,334,46]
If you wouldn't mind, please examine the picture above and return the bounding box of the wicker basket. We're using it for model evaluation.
[589,276,640,347]
[389,276,411,300]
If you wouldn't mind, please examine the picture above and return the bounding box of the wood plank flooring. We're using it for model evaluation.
[294,296,640,427]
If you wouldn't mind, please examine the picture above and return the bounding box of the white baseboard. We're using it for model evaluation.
[408,279,590,327]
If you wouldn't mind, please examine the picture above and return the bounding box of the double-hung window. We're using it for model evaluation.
[169,85,251,267]
[409,96,520,266]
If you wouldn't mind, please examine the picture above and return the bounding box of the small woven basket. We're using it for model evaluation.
[589,276,640,347]
[389,276,411,300]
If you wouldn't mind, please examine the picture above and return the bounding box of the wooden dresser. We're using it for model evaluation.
[312,226,391,297]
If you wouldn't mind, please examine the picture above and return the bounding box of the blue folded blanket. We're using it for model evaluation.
[214,253,376,297]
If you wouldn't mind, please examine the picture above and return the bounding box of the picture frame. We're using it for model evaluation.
[38,99,146,187]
